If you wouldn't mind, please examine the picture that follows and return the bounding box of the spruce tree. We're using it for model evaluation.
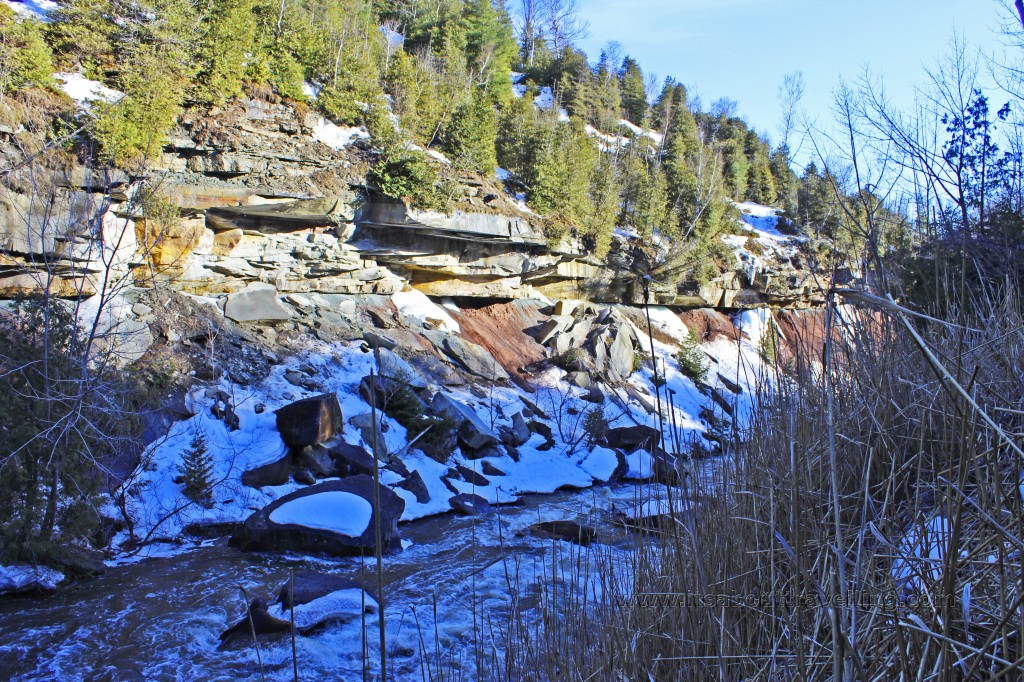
[180,431,215,509]
[619,56,648,125]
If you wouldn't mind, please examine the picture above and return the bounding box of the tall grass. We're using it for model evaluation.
[479,281,1024,680]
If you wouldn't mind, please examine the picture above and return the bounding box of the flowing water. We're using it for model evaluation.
[0,483,670,681]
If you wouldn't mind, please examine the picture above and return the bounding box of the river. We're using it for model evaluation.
[0,482,675,681]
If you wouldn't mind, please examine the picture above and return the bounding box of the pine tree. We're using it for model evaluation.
[193,0,260,106]
[180,431,215,508]
[619,56,647,126]
[0,7,53,94]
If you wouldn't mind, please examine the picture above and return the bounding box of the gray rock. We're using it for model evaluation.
[219,598,292,647]
[242,451,293,488]
[376,348,427,388]
[528,421,555,451]
[362,331,397,351]
[409,352,465,386]
[327,441,378,477]
[456,464,490,487]
[608,326,635,380]
[581,386,604,403]
[292,468,316,485]
[525,521,596,546]
[603,425,661,453]
[510,412,531,445]
[552,300,577,317]
[535,315,574,345]
[275,393,344,449]
[231,476,405,557]
[430,392,497,450]
[450,493,490,516]
[296,445,337,478]
[441,336,509,382]
[567,371,593,389]
[132,302,153,317]
[349,413,388,459]
[396,470,430,503]
[552,332,573,355]
[480,461,505,477]
[223,283,293,323]
[276,571,368,609]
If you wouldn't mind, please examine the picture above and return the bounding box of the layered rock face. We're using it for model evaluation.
[0,95,825,308]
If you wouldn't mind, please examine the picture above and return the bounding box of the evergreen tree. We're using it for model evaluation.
[193,0,261,106]
[442,89,498,173]
[619,56,647,125]
[180,431,214,508]
[0,7,53,95]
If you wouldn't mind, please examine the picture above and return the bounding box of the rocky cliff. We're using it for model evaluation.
[0,93,825,308]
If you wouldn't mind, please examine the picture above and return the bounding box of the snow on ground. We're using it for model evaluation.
[113,295,777,563]
[56,73,122,108]
[268,492,372,536]
[734,308,775,346]
[496,167,512,181]
[312,118,369,150]
[0,565,63,593]
[735,202,789,240]
[624,450,655,480]
[722,201,804,283]
[3,0,57,21]
[534,86,555,109]
[616,118,664,145]
[302,81,320,100]
[392,289,460,332]
[892,515,952,594]
[380,26,404,50]
[423,148,451,165]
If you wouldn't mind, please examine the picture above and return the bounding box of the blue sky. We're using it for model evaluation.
[576,0,1006,148]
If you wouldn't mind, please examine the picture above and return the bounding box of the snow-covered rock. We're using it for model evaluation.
[0,564,64,595]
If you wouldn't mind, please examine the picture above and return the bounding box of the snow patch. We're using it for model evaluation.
[56,72,122,108]
[3,0,57,21]
[893,516,952,593]
[734,308,775,346]
[313,119,370,150]
[268,492,373,537]
[392,289,460,333]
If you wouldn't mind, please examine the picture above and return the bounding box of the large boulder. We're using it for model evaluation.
[268,586,377,633]
[275,393,344,449]
[441,336,510,382]
[396,470,430,503]
[607,326,635,380]
[326,441,378,478]
[534,315,574,345]
[219,598,293,648]
[231,476,405,557]
[524,521,597,547]
[241,451,293,487]
[603,425,661,453]
[450,493,490,516]
[0,565,64,596]
[376,348,427,388]
[223,283,293,323]
[430,392,497,450]
[276,571,370,608]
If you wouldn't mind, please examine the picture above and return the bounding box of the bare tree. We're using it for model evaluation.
[777,70,805,157]
[543,0,589,53]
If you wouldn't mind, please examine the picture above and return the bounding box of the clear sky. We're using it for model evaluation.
[576,0,1008,148]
